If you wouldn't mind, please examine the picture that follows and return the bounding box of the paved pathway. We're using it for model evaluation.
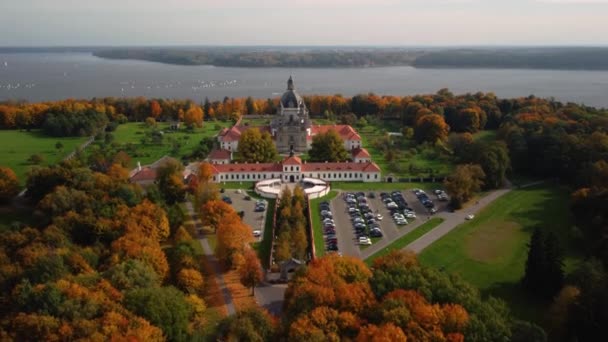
[184,201,236,315]
[403,188,511,253]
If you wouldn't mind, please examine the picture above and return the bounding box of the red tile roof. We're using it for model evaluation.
[219,125,273,142]
[130,167,157,182]
[302,161,381,173]
[351,147,371,159]
[208,149,231,160]
[311,125,362,141]
[219,126,242,142]
[211,163,283,174]
[283,155,302,165]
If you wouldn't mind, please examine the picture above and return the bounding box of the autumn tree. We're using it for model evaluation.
[0,166,19,203]
[356,323,407,342]
[183,105,204,128]
[460,141,510,189]
[444,164,485,209]
[414,113,450,144]
[309,129,349,162]
[216,307,276,341]
[156,158,185,204]
[200,199,235,233]
[237,128,278,163]
[193,162,220,206]
[177,268,205,294]
[238,249,264,295]
[216,210,254,266]
[149,100,162,119]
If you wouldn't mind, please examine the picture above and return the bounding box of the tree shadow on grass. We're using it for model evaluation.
[483,280,549,324]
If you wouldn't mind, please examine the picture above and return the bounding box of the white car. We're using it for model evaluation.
[466,214,475,220]
[253,230,262,237]
[236,189,242,194]
[405,213,416,218]
[396,219,408,225]
[359,237,372,245]
[376,214,383,221]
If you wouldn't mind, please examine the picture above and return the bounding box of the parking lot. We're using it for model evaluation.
[223,189,267,240]
[326,187,450,256]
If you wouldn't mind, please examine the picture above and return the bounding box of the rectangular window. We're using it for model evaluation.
[375,174,378,179]
[367,174,370,179]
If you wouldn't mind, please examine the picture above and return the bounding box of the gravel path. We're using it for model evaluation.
[184,201,236,315]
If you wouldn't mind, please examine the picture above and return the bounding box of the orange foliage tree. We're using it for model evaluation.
[0,166,19,203]
[238,249,264,295]
[184,105,204,128]
[200,200,235,233]
[215,211,254,266]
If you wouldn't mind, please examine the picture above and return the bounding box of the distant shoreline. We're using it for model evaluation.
[86,47,608,70]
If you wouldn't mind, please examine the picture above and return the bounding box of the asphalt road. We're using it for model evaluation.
[226,189,267,241]
[330,193,362,258]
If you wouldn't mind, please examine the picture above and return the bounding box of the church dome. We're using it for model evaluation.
[281,76,305,108]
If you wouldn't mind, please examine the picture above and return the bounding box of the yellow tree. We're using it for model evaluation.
[216,211,254,266]
[0,166,19,203]
[184,106,204,128]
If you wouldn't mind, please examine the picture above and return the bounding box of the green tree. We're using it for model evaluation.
[156,159,185,205]
[462,142,510,189]
[55,141,64,153]
[216,307,276,341]
[309,129,349,162]
[522,228,546,295]
[124,286,192,341]
[238,128,278,163]
[28,154,44,165]
[543,232,565,297]
[105,259,160,291]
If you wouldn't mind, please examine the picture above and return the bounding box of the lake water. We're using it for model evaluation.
[1,52,608,108]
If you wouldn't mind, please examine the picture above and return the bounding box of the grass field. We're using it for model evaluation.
[419,184,580,322]
[357,121,454,178]
[110,121,232,167]
[365,218,444,265]
[0,130,88,185]
[310,190,338,258]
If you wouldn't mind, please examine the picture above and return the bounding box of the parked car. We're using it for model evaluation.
[466,214,475,220]
[222,196,232,204]
[253,230,261,237]
[359,237,372,245]
[244,195,251,201]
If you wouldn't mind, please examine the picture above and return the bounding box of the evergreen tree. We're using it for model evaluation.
[203,97,211,116]
[522,228,545,295]
[543,232,565,298]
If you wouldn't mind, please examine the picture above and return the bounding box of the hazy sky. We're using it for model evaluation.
[1,0,607,46]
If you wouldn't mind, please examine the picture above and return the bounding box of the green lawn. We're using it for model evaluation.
[0,130,88,185]
[310,191,338,258]
[357,121,454,178]
[419,184,580,322]
[109,121,232,167]
[331,182,441,191]
[365,218,444,265]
